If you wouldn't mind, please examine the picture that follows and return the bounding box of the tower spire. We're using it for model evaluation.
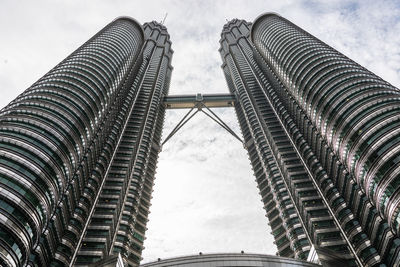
[161,12,168,25]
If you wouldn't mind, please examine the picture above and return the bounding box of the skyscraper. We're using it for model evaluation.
[0,17,172,267]
[1,11,400,267]
[220,13,400,266]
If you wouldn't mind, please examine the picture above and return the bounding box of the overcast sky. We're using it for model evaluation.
[1,0,400,264]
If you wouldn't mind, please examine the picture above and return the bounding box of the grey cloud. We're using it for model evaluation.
[1,0,399,263]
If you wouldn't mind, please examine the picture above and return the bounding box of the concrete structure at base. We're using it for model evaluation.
[140,253,320,267]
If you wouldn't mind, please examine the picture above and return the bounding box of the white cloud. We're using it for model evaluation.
[0,0,399,264]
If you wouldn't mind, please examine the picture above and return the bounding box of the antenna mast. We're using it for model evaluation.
[161,13,168,25]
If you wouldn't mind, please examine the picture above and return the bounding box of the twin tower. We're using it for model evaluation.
[0,13,400,267]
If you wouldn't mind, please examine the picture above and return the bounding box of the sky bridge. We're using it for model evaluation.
[163,93,236,109]
[161,93,243,146]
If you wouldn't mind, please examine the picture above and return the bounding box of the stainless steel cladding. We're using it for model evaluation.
[0,17,172,267]
[74,21,173,267]
[220,13,400,266]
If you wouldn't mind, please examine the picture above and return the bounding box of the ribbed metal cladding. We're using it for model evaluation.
[250,13,400,265]
[74,21,172,267]
[0,18,144,267]
[220,20,308,259]
[219,19,368,264]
